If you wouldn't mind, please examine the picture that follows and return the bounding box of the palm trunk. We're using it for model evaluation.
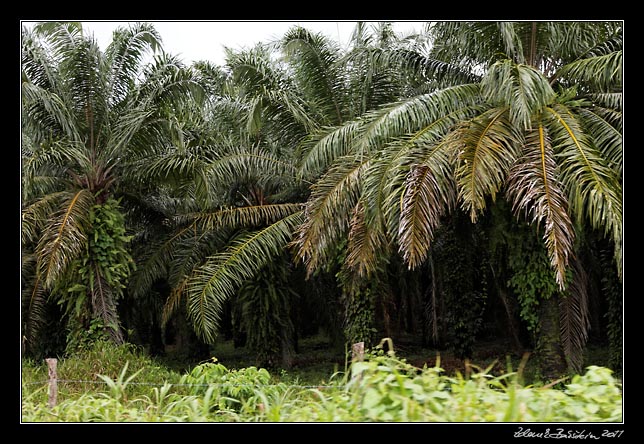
[536,295,567,380]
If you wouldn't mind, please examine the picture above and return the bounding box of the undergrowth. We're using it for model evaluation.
[21,339,622,422]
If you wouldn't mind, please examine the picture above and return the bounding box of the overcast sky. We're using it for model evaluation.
[23,21,427,66]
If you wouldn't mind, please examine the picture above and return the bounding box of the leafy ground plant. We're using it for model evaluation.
[23,344,623,422]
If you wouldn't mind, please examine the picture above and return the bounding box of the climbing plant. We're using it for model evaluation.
[56,198,135,351]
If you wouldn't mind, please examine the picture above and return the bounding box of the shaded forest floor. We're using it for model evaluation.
[157,333,616,386]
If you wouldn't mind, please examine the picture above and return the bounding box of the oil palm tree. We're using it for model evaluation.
[21,22,205,353]
[127,52,305,346]
[128,25,413,346]
[293,21,622,374]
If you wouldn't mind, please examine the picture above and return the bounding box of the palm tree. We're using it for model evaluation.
[21,22,204,354]
[128,24,414,349]
[293,21,622,375]
[127,50,305,351]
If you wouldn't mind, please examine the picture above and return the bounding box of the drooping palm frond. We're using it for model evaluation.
[506,125,574,288]
[21,25,59,91]
[559,256,590,374]
[496,22,526,64]
[22,191,69,245]
[451,107,521,222]
[36,188,95,289]
[90,263,124,344]
[183,211,303,343]
[294,157,369,276]
[545,103,622,277]
[21,254,49,351]
[397,142,458,269]
[367,103,487,239]
[345,199,388,277]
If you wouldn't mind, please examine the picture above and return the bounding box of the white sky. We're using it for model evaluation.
[23,21,427,66]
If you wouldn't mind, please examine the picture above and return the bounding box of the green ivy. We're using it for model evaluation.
[342,284,378,347]
[55,197,135,350]
[506,227,561,337]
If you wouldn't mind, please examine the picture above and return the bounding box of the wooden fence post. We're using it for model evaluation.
[351,342,365,362]
[46,358,58,408]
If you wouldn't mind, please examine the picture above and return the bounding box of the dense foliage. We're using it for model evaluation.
[22,20,622,387]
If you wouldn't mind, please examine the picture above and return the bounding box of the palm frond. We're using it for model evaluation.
[345,200,388,277]
[559,257,590,374]
[33,22,83,63]
[298,83,482,182]
[22,191,69,246]
[428,21,503,69]
[482,60,555,130]
[21,258,49,352]
[298,121,365,180]
[36,189,95,289]
[359,83,483,154]
[59,35,110,152]
[506,125,574,288]
[545,104,622,277]
[366,103,487,238]
[586,92,622,113]
[577,107,622,176]
[204,145,297,187]
[282,26,346,125]
[128,232,175,299]
[542,22,621,62]
[184,211,303,343]
[175,203,303,231]
[90,262,124,344]
[136,53,205,112]
[21,26,59,91]
[294,157,369,276]
[452,107,521,222]
[556,51,622,91]
[161,280,188,326]
[21,82,82,143]
[137,146,204,183]
[105,22,162,105]
[398,145,457,269]
[497,22,526,64]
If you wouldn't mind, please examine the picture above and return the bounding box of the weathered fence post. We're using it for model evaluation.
[351,342,365,362]
[46,358,58,408]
